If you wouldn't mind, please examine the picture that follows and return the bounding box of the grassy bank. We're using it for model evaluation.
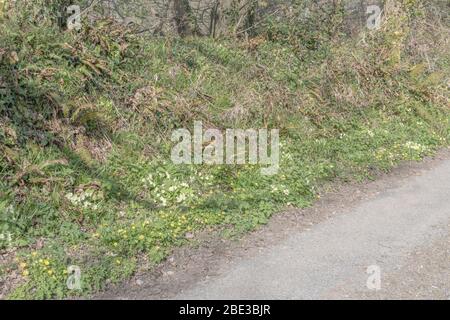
[0,0,449,299]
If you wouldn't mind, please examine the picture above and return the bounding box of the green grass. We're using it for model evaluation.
[1,0,449,299]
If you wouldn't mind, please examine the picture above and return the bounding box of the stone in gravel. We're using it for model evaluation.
[185,232,194,239]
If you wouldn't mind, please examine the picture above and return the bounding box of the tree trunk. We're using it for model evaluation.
[173,0,192,36]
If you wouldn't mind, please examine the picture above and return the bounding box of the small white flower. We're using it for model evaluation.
[176,194,187,203]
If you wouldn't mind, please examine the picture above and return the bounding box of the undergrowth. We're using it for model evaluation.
[0,0,449,299]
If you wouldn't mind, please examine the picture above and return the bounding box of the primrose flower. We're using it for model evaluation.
[176,194,187,203]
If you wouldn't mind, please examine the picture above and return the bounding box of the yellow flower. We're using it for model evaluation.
[22,270,29,277]
[113,242,118,247]
[115,259,121,265]
[138,235,145,241]
[47,270,53,276]
[19,262,27,269]
[43,259,50,266]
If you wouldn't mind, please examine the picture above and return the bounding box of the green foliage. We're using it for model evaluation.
[0,0,449,299]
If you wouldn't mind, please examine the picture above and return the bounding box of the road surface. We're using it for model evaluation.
[175,156,450,299]
[99,151,450,300]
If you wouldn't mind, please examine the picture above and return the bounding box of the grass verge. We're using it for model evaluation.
[0,0,449,299]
